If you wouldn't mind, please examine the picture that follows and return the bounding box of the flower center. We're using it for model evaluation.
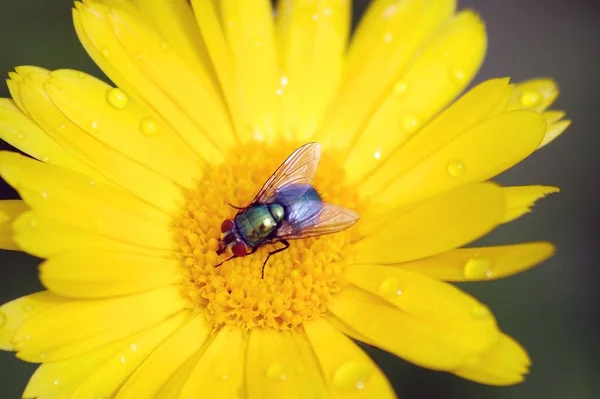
[174,140,362,331]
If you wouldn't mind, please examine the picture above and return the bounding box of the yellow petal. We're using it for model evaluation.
[245,329,323,399]
[453,333,531,385]
[502,185,559,223]
[23,312,188,399]
[358,78,512,198]
[0,200,28,250]
[376,110,547,205]
[345,10,486,182]
[177,327,246,398]
[328,286,498,370]
[0,99,108,182]
[14,286,186,362]
[12,68,184,214]
[134,0,217,86]
[275,0,350,140]
[45,69,203,189]
[304,318,396,398]
[543,110,565,123]
[40,251,181,298]
[353,183,505,264]
[397,242,555,281]
[115,313,211,399]
[69,311,189,399]
[507,78,558,112]
[317,0,455,149]
[0,152,174,250]
[218,0,280,142]
[13,211,172,259]
[0,291,68,351]
[539,119,571,148]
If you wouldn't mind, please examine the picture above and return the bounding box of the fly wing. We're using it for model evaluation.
[252,142,321,204]
[276,202,359,240]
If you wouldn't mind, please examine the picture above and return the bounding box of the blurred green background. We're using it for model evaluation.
[0,1,599,398]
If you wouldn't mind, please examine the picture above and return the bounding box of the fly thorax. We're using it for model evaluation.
[268,203,285,223]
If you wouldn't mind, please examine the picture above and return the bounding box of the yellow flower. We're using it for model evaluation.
[0,0,570,398]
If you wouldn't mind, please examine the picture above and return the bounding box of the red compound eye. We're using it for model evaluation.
[221,219,234,233]
[232,242,248,257]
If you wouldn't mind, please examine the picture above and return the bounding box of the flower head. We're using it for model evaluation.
[0,0,570,398]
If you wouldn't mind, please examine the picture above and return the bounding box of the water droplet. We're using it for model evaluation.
[59,124,67,129]
[130,343,138,352]
[450,67,466,82]
[378,278,403,297]
[383,33,393,43]
[136,53,144,60]
[226,20,235,29]
[266,363,287,381]
[276,89,283,96]
[101,48,109,57]
[471,304,490,318]
[463,256,493,280]
[16,131,25,140]
[119,355,126,364]
[41,191,48,199]
[0,311,6,328]
[402,115,419,134]
[23,333,31,341]
[53,378,60,386]
[91,121,99,131]
[106,88,129,109]
[89,180,96,186]
[394,81,408,97]
[333,362,372,391]
[447,160,465,177]
[373,150,381,160]
[520,91,541,108]
[21,302,33,312]
[324,8,332,16]
[140,116,159,135]
[39,353,46,360]
[312,13,319,21]
[41,155,50,163]
[280,76,288,86]
[78,72,85,79]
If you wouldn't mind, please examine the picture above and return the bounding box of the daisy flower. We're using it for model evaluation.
[0,0,570,398]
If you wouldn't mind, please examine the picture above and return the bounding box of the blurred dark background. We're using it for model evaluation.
[0,0,599,398]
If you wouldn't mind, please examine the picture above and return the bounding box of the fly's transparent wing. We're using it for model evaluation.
[252,142,321,204]
[276,202,359,240]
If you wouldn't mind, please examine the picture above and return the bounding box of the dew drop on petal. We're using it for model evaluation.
[333,362,372,391]
[106,88,129,109]
[373,150,381,160]
[463,256,493,280]
[91,121,99,131]
[16,131,25,140]
[447,160,465,177]
[39,353,46,360]
[383,33,393,43]
[393,81,408,97]
[471,304,490,319]
[101,48,109,57]
[378,278,403,297]
[59,124,67,130]
[520,91,541,108]
[119,355,127,364]
[140,116,159,136]
[402,115,419,134]
[130,343,138,352]
[40,191,48,199]
[213,368,229,380]
[21,302,34,312]
[41,155,50,163]
[53,378,60,386]
[0,311,6,328]
[266,363,287,381]
[450,67,466,82]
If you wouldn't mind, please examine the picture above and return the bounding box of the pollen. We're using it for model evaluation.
[173,141,363,331]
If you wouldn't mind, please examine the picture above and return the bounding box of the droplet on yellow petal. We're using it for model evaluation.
[106,87,129,109]
[508,78,558,112]
[463,256,494,280]
[139,116,159,135]
[333,361,373,391]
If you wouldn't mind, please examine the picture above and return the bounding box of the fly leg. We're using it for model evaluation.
[215,246,258,268]
[262,240,290,279]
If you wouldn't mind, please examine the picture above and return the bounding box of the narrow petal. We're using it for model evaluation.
[11,68,184,214]
[344,10,486,181]
[275,0,350,140]
[115,313,211,399]
[507,78,558,112]
[358,78,512,198]
[45,70,203,189]
[0,152,174,251]
[13,211,173,259]
[353,183,505,264]
[40,251,181,298]
[539,119,571,148]
[13,286,187,362]
[245,329,324,399]
[502,185,559,223]
[218,0,281,141]
[376,110,546,205]
[453,333,531,385]
[304,318,396,398]
[543,110,566,123]
[397,242,555,281]
[74,1,234,162]
[0,292,68,351]
[0,99,109,182]
[328,285,498,370]
[23,312,188,399]
[317,0,456,148]
[0,200,28,250]
[177,327,246,398]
